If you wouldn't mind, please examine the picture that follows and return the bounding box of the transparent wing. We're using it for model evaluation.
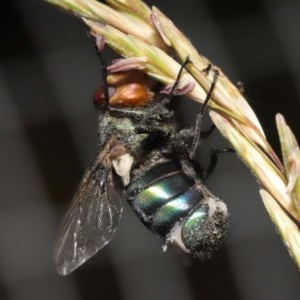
[54,156,123,276]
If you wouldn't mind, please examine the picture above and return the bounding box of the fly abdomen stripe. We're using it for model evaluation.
[127,161,181,197]
[152,189,204,237]
[131,172,194,216]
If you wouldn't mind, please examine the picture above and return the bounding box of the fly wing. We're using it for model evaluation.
[54,153,123,276]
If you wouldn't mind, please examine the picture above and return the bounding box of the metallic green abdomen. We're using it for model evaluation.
[126,160,229,257]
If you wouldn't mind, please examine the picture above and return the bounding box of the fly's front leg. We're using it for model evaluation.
[88,32,110,106]
[133,106,174,135]
[108,105,174,137]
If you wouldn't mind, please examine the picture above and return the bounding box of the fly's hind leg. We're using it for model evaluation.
[203,148,235,179]
[170,124,235,180]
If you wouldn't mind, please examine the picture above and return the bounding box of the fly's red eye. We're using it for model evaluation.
[93,86,116,107]
[93,86,106,106]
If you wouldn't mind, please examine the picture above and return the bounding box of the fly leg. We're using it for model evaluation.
[171,125,234,180]
[189,66,219,159]
[88,32,110,105]
[202,148,235,179]
[185,64,235,177]
[171,131,234,180]
[169,123,216,160]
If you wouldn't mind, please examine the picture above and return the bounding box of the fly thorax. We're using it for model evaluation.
[99,113,135,135]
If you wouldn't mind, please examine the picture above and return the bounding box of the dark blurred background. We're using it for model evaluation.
[0,0,300,299]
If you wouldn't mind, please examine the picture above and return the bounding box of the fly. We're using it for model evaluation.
[53,33,230,276]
